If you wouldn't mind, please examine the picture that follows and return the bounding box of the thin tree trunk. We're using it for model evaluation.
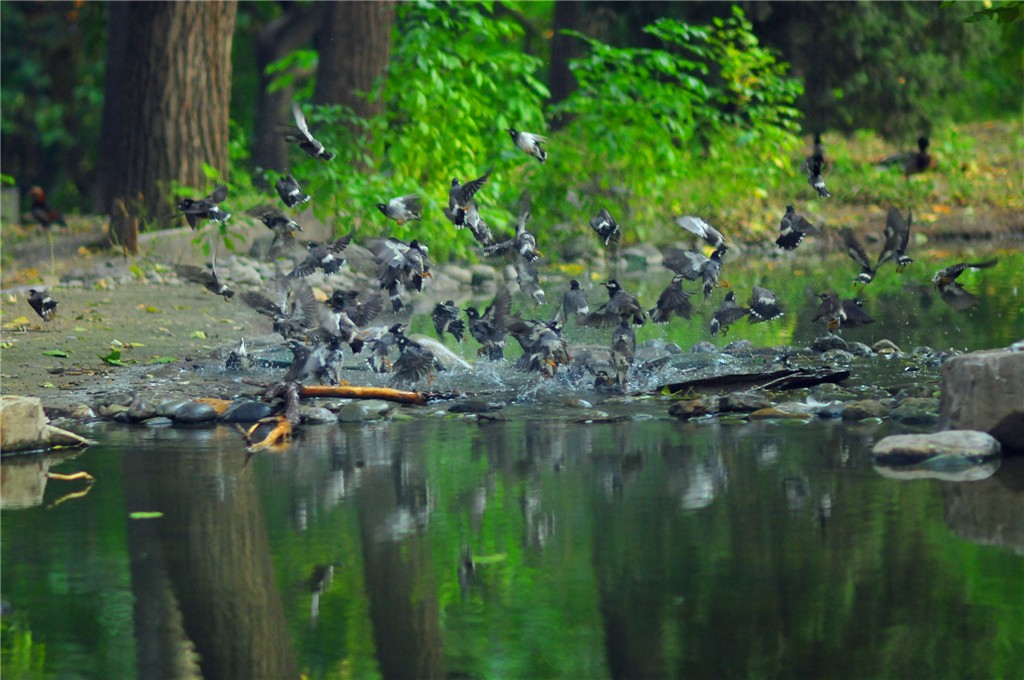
[101,1,237,253]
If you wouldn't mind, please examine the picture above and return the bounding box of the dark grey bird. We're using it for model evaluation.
[288,231,355,278]
[589,208,621,247]
[931,259,998,311]
[316,289,386,354]
[375,238,432,312]
[177,184,230,230]
[27,288,58,322]
[747,286,783,323]
[515,258,546,307]
[561,280,589,321]
[709,291,749,336]
[877,207,914,271]
[275,175,311,208]
[842,229,876,284]
[508,128,547,163]
[240,278,317,341]
[447,171,491,224]
[376,194,422,224]
[506,316,571,376]
[391,332,437,385]
[662,247,725,299]
[466,287,511,360]
[776,205,819,250]
[432,300,466,343]
[812,292,875,332]
[252,206,303,254]
[287,103,335,161]
[368,323,404,373]
[444,198,494,246]
[484,204,540,262]
[649,274,694,323]
[610,320,636,390]
[804,132,831,198]
[579,280,646,328]
[283,339,337,385]
[174,261,235,300]
[878,136,933,176]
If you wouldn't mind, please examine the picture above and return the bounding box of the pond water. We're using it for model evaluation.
[3,251,1023,679]
[3,409,1022,679]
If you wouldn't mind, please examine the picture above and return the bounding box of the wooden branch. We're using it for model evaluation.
[299,385,426,405]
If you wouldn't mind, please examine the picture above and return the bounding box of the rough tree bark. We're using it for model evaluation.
[98,1,237,254]
[548,0,582,131]
[313,1,395,124]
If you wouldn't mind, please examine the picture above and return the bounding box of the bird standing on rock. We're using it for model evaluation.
[508,128,548,163]
[610,320,636,390]
[931,259,998,311]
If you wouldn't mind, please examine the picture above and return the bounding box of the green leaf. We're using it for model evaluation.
[129,511,164,520]
[42,349,69,357]
[189,330,207,340]
[99,349,129,366]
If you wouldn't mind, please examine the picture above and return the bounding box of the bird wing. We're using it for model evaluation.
[937,281,979,311]
[841,298,876,326]
[326,229,355,254]
[206,185,228,204]
[842,230,873,271]
[675,215,725,249]
[661,248,707,279]
[291,103,313,141]
[174,264,215,286]
[451,170,490,207]
[348,291,385,326]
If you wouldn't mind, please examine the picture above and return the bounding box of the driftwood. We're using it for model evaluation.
[299,385,427,405]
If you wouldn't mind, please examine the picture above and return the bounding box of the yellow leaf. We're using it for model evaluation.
[2,315,31,330]
[78,246,92,256]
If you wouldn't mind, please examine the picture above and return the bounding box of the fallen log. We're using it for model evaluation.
[299,385,427,405]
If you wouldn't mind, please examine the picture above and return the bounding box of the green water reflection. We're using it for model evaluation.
[3,414,1022,679]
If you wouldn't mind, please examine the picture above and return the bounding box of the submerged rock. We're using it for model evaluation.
[872,339,902,355]
[872,430,1002,482]
[721,391,772,413]
[846,342,873,357]
[669,397,719,418]
[812,335,847,352]
[300,406,337,424]
[337,399,395,423]
[841,399,890,420]
[891,397,940,425]
[940,348,1024,453]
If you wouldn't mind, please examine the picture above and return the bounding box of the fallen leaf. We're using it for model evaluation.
[40,382,56,388]
[77,246,92,256]
[73,326,87,332]
[42,349,69,357]
[2,315,31,330]
[190,330,207,339]
[129,265,146,279]
[129,511,164,520]
[99,349,130,366]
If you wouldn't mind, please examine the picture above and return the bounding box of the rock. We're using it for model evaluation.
[819,349,855,364]
[172,401,218,424]
[337,399,395,423]
[841,399,890,420]
[112,410,133,423]
[99,404,129,419]
[895,385,936,401]
[669,397,720,418]
[142,417,174,428]
[872,339,902,354]
[220,399,273,423]
[721,391,772,413]
[156,399,191,418]
[0,396,94,453]
[70,404,96,420]
[812,383,856,401]
[846,342,873,357]
[940,348,1024,453]
[448,400,503,414]
[749,406,813,419]
[724,340,754,355]
[872,431,1002,481]
[690,341,718,354]
[300,406,337,424]
[812,335,847,352]
[891,397,940,425]
[127,398,157,422]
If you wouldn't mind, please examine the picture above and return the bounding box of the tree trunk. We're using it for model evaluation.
[548,0,582,131]
[99,1,237,253]
[313,1,395,123]
[251,3,324,176]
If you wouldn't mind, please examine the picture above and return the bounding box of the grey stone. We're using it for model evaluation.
[173,401,218,424]
[872,339,902,354]
[337,399,395,423]
[891,397,940,425]
[220,400,273,423]
[690,341,718,354]
[156,399,191,418]
[812,383,856,401]
[127,399,157,422]
[669,397,720,418]
[820,349,855,364]
[812,335,847,352]
[721,391,772,413]
[70,404,96,419]
[99,404,129,418]
[142,417,174,428]
[846,342,873,357]
[842,399,890,420]
[724,340,755,355]
[940,348,1024,453]
[872,431,1002,482]
[443,265,473,285]
[300,406,337,424]
[112,410,132,423]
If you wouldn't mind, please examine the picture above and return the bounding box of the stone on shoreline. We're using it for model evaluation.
[172,401,218,424]
[872,430,1002,482]
[890,397,940,425]
[841,399,890,420]
[939,348,1024,453]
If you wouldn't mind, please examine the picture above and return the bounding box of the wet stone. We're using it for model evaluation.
[847,342,873,357]
[873,430,1001,466]
[300,406,337,425]
[337,399,395,423]
[99,404,129,419]
[690,341,718,354]
[819,349,855,364]
[220,399,273,423]
[721,391,772,413]
[891,397,940,425]
[173,401,218,424]
[669,397,720,419]
[724,340,755,355]
[156,399,191,418]
[142,417,174,428]
[872,339,902,354]
[812,335,847,353]
[112,410,132,423]
[70,404,95,420]
[812,383,856,401]
[842,399,890,420]
[127,399,157,422]
[815,402,846,419]
[448,400,504,414]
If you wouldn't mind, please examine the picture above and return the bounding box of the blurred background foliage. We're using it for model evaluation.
[1,0,1021,259]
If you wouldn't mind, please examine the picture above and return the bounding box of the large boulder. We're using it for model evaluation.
[0,396,94,454]
[872,430,1002,482]
[940,348,1024,453]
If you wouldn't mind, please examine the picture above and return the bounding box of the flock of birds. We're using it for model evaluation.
[23,107,1000,395]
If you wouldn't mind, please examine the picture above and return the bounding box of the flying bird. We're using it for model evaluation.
[775,205,819,250]
[662,247,725,299]
[675,215,728,253]
[710,292,750,336]
[288,231,355,278]
[579,280,646,328]
[376,194,423,224]
[275,175,311,208]
[842,229,877,284]
[174,261,235,300]
[432,300,466,343]
[466,287,511,360]
[804,132,831,198]
[27,288,58,322]
[177,185,230,230]
[374,238,432,312]
[447,170,491,224]
[506,315,571,376]
[649,274,694,324]
[589,208,621,247]
[876,207,914,271]
[747,286,784,323]
[812,292,875,332]
[391,331,439,386]
[931,259,998,311]
[508,128,548,163]
[287,103,335,161]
